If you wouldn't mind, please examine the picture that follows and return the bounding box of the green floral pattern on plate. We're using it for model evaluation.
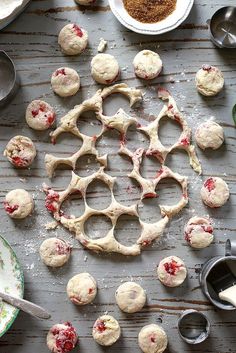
[0,235,24,337]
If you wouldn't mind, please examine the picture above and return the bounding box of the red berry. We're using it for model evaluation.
[204,178,215,192]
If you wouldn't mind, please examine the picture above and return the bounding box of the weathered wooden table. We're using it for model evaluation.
[0,0,236,352]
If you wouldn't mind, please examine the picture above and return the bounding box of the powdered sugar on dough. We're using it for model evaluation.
[4,135,36,167]
[184,216,214,249]
[67,272,97,305]
[4,189,34,219]
[157,255,187,287]
[133,50,162,80]
[201,177,229,208]
[195,65,224,96]
[58,24,88,55]
[47,322,78,353]
[26,100,56,130]
[92,315,121,346]
[195,120,224,150]
[139,88,202,174]
[115,281,146,313]
[39,237,72,267]
[51,67,80,97]
[138,324,168,353]
[91,53,119,84]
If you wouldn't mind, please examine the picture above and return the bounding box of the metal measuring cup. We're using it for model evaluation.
[178,309,211,344]
[0,51,19,107]
[199,239,236,310]
[208,6,236,48]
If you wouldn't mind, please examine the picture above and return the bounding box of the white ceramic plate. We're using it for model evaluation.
[108,0,194,35]
[0,235,24,337]
[0,0,31,31]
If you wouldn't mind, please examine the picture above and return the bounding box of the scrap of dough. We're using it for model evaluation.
[138,324,168,353]
[91,53,119,84]
[58,23,88,55]
[195,120,224,150]
[133,50,162,80]
[45,221,58,230]
[47,322,78,353]
[51,67,80,97]
[139,87,202,174]
[46,83,142,178]
[115,281,146,313]
[4,135,36,168]
[97,38,107,53]
[39,237,72,267]
[43,167,168,255]
[66,272,97,305]
[201,177,229,208]
[195,65,224,96]
[184,216,214,249]
[157,255,187,287]
[92,315,121,346]
[4,189,34,219]
[119,146,188,217]
[26,100,56,130]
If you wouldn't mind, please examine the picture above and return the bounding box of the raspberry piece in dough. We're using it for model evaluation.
[67,272,97,305]
[133,50,162,80]
[51,67,80,97]
[4,189,34,219]
[39,238,72,268]
[92,315,121,346]
[91,53,120,84]
[201,177,229,208]
[47,322,78,353]
[157,256,187,287]
[195,120,224,150]
[195,65,224,96]
[58,24,88,55]
[26,100,56,130]
[138,324,168,353]
[184,216,214,249]
[4,135,36,168]
[115,281,146,313]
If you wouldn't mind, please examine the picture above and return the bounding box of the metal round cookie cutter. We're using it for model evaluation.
[208,6,236,48]
[178,309,211,344]
[0,51,19,107]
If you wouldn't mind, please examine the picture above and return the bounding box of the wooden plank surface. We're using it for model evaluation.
[0,0,236,352]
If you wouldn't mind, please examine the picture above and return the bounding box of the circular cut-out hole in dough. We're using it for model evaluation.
[114,214,141,246]
[138,198,162,223]
[60,191,85,219]
[55,132,83,150]
[75,154,101,177]
[140,154,162,179]
[156,177,182,206]
[77,110,102,137]
[86,179,112,210]
[96,129,120,157]
[102,93,132,116]
[165,150,194,177]
[47,168,74,190]
[158,115,183,149]
[84,214,113,240]
[125,126,149,153]
[113,176,140,206]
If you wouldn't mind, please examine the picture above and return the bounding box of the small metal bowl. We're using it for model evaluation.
[178,309,211,344]
[0,51,19,107]
[209,6,236,48]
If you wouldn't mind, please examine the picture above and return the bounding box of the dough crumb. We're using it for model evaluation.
[97,38,107,53]
[45,221,58,230]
